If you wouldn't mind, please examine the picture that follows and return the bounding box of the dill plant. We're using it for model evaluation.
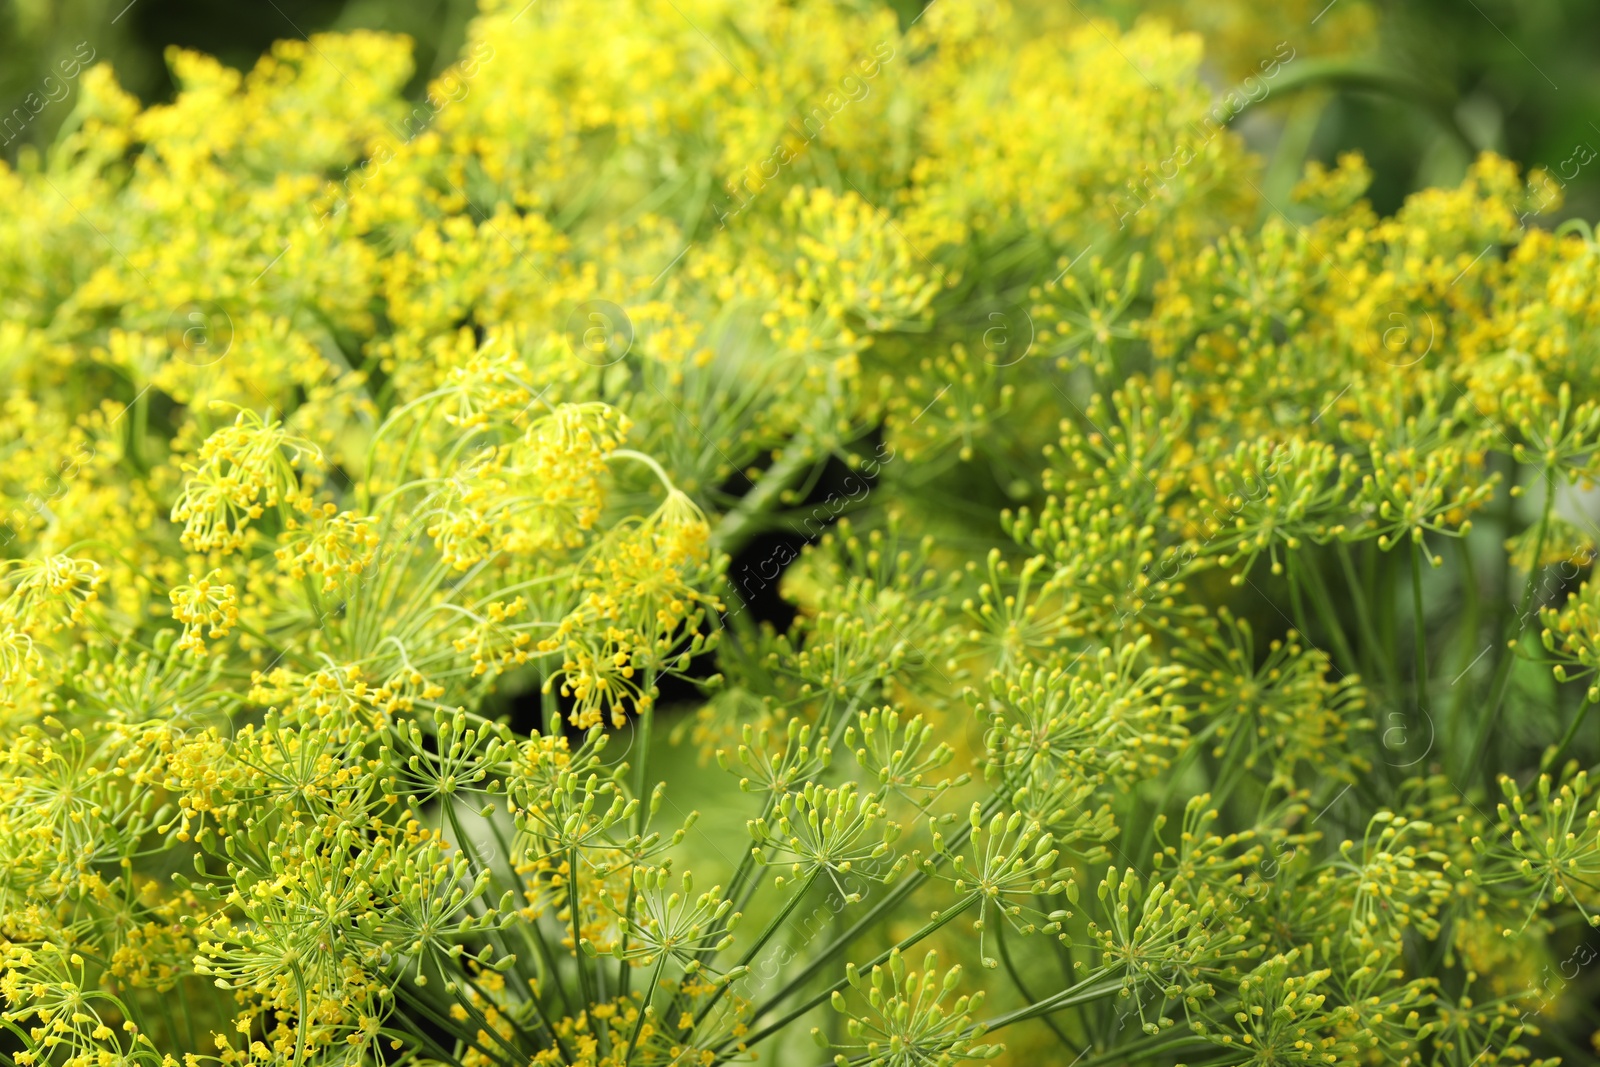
[2,2,1600,1066]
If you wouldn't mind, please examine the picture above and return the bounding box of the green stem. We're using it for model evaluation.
[1039,891,1077,986]
[743,797,998,1028]
[995,920,1076,1049]
[978,972,1122,1031]
[677,688,867,1016]
[375,1023,468,1067]
[623,955,669,1067]
[1291,548,1360,676]
[292,965,309,1067]
[617,686,656,1005]
[631,694,655,839]
[1410,538,1430,716]
[1260,95,1325,206]
[1374,542,1398,681]
[612,449,677,494]
[732,896,979,1057]
[651,788,781,1038]
[485,816,574,1021]
[445,805,563,1061]
[1284,555,1315,645]
[155,990,181,1052]
[568,847,600,1051]
[1129,719,1224,869]
[710,443,815,556]
[177,982,197,1051]
[390,977,506,1063]
[1467,470,1555,784]
[542,684,559,737]
[1231,58,1475,150]
[722,795,777,914]
[1066,1030,1214,1067]
[1450,536,1483,726]
[448,965,537,1064]
[691,870,823,1038]
[133,384,149,469]
[1336,540,1392,690]
[1544,699,1596,772]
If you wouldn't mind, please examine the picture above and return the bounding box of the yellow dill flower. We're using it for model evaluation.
[0,555,103,632]
[0,2,1596,1064]
[275,504,381,592]
[168,570,240,656]
[170,408,323,554]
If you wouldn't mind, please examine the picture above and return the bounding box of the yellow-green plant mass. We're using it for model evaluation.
[4,0,1600,1065]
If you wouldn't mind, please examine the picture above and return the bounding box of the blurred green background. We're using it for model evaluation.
[1,0,1597,222]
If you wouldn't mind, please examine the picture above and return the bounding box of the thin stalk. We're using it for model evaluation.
[133,384,149,469]
[459,964,553,1056]
[1370,543,1403,793]
[176,983,197,1051]
[361,389,447,490]
[995,920,1075,1049]
[1039,892,1077,986]
[1544,699,1596,772]
[684,689,867,997]
[390,977,508,1064]
[978,972,1122,1031]
[631,692,655,838]
[567,847,599,1044]
[622,955,669,1067]
[690,870,822,1035]
[391,557,468,642]
[1233,58,1476,149]
[1283,556,1316,647]
[522,913,577,1023]
[1209,749,1254,813]
[464,571,567,610]
[446,965,536,1065]
[617,891,639,1005]
[722,795,777,913]
[1466,469,1555,784]
[711,444,815,555]
[484,817,573,1020]
[1128,718,1225,868]
[652,789,779,1036]
[542,684,558,737]
[1450,536,1484,726]
[612,449,677,493]
[1067,1030,1213,1067]
[292,965,309,1067]
[734,895,979,1054]
[1410,538,1430,715]
[743,802,995,1026]
[1290,549,1359,675]
[443,805,555,1061]
[1373,543,1398,683]
[154,991,181,1053]
[1260,95,1325,205]
[481,924,572,1062]
[1336,540,1393,690]
[376,1023,468,1067]
[619,677,655,1003]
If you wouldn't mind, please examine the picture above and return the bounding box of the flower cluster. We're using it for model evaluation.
[1,1,1598,1066]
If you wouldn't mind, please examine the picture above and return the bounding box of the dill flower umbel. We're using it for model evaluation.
[0,1,1597,1065]
[168,570,239,655]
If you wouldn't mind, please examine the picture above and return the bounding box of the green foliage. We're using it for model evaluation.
[3,2,1600,1066]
